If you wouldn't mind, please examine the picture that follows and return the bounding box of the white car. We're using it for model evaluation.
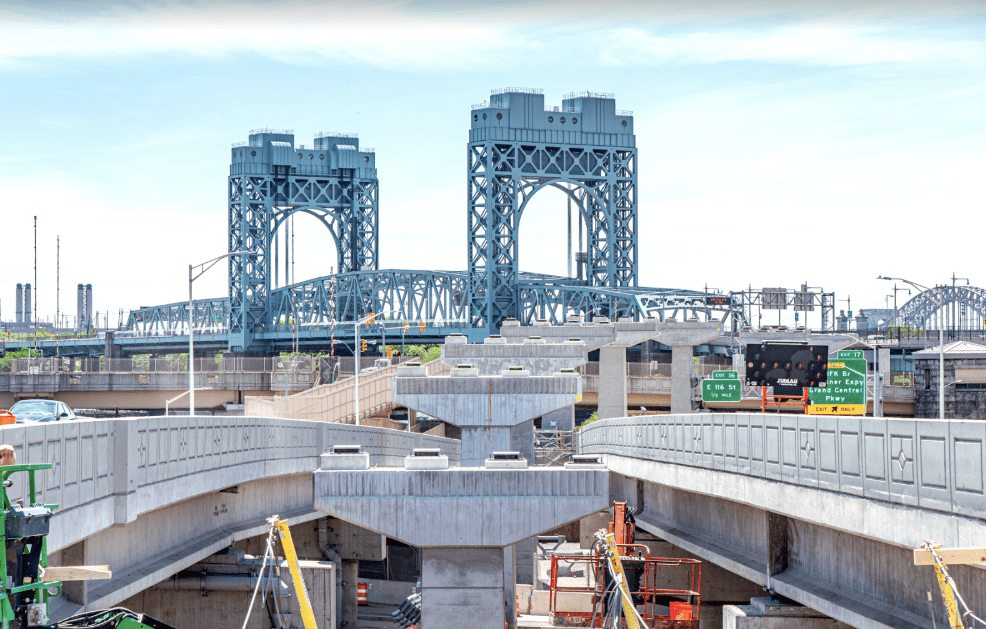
[9,399,77,423]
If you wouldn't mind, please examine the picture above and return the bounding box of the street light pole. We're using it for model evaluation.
[878,276,945,420]
[352,313,376,426]
[189,251,251,417]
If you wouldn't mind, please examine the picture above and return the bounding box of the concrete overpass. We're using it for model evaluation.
[6,409,981,628]
[0,356,317,411]
[579,413,986,628]
[0,416,459,619]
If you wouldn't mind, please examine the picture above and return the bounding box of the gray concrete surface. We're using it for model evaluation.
[583,414,986,629]
[423,547,506,629]
[724,598,852,628]
[314,468,609,547]
[1,416,457,620]
[393,373,579,466]
[659,320,724,414]
[441,338,588,432]
[598,346,628,419]
[441,339,588,375]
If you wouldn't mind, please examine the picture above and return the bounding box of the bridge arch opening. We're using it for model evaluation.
[271,209,340,291]
[516,184,589,280]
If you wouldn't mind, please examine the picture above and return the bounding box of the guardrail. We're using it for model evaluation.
[579,414,986,519]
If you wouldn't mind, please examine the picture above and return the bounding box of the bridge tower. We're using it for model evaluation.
[227,129,378,351]
[467,89,637,331]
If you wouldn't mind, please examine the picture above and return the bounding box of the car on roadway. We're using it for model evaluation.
[8,399,77,424]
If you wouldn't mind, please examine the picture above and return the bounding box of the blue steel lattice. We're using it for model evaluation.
[898,285,986,328]
[227,130,379,351]
[468,90,637,331]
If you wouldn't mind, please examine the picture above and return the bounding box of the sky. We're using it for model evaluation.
[1,0,984,330]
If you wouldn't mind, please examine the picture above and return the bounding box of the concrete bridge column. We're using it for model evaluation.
[340,560,358,628]
[422,547,506,629]
[670,345,694,415]
[598,346,627,419]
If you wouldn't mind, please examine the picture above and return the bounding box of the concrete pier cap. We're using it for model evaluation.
[440,333,588,376]
[393,366,580,466]
[313,465,609,629]
[313,466,609,548]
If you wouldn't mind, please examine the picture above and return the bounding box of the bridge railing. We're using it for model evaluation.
[579,413,986,519]
[0,415,460,552]
[4,356,289,374]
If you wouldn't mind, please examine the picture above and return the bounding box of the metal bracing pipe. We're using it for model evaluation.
[318,519,343,628]
[162,574,291,595]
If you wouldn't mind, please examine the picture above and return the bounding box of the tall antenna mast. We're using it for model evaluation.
[56,235,60,358]
[33,216,38,352]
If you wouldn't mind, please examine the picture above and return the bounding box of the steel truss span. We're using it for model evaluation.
[518,284,736,325]
[898,285,986,329]
[112,89,731,355]
[125,271,738,344]
[468,90,637,332]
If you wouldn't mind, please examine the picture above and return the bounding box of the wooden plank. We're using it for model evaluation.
[914,548,986,566]
[42,565,112,582]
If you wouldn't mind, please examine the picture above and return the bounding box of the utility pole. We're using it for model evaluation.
[33,216,38,352]
[891,284,910,341]
[950,272,969,339]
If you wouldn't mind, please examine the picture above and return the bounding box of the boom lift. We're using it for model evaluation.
[546,502,702,628]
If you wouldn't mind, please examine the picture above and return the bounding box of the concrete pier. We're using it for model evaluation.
[441,333,587,432]
[314,465,608,629]
[501,317,722,417]
[393,369,579,466]
[658,320,723,414]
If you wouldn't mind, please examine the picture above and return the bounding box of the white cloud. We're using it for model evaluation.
[597,26,986,68]
[2,2,982,72]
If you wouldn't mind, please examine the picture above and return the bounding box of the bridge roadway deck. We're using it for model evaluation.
[0,417,459,619]
[579,414,986,629]
[0,369,315,410]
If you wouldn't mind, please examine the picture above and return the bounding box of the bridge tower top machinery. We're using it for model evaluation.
[467,88,637,332]
[227,128,379,351]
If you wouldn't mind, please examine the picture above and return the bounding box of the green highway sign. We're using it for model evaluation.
[702,377,742,403]
[838,350,864,359]
[713,370,739,380]
[807,357,867,415]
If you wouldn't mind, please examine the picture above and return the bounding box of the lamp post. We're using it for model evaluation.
[890,284,910,341]
[878,276,945,420]
[353,313,378,426]
[189,251,251,416]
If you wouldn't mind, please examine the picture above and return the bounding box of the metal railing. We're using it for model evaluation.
[563,90,615,100]
[535,429,576,467]
[315,131,357,138]
[3,356,297,374]
[250,128,293,135]
[492,87,543,95]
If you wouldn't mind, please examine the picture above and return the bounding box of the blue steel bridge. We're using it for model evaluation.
[7,89,743,357]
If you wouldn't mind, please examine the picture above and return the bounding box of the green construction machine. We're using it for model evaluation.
[2,462,174,629]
